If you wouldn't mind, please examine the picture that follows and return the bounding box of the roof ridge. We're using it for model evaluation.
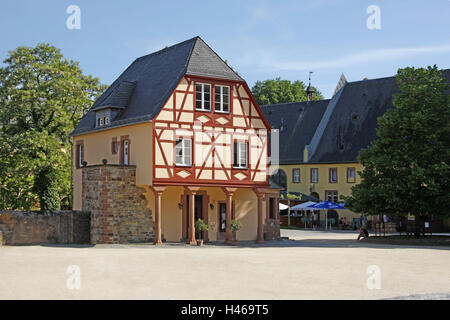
[135,36,199,62]
[261,99,330,108]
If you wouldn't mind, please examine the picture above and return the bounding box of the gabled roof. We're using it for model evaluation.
[264,68,450,164]
[71,37,242,136]
[260,100,329,164]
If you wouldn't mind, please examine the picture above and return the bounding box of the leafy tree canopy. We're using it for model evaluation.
[0,43,106,210]
[251,78,323,105]
[343,66,450,220]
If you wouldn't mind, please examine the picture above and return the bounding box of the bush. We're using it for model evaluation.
[33,165,60,211]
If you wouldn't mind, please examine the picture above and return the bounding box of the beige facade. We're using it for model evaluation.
[280,163,364,222]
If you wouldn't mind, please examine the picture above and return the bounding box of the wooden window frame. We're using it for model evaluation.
[214,85,230,113]
[175,137,192,167]
[233,140,248,169]
[75,140,84,169]
[325,190,339,203]
[111,137,118,155]
[347,167,356,183]
[292,168,300,184]
[329,167,338,183]
[195,83,212,112]
[310,168,319,183]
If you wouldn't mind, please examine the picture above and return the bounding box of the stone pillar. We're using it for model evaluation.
[222,187,237,244]
[152,186,166,246]
[254,188,266,244]
[185,186,200,246]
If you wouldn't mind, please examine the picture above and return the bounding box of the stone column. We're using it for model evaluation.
[222,187,237,244]
[185,186,201,246]
[152,186,166,246]
[254,188,266,244]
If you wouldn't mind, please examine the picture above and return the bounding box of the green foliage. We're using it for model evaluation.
[251,78,323,105]
[32,165,60,211]
[230,220,243,232]
[344,66,450,219]
[195,218,208,232]
[0,43,106,210]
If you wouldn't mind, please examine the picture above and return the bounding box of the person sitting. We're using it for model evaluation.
[357,227,369,240]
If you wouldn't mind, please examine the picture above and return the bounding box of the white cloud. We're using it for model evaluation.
[244,43,450,71]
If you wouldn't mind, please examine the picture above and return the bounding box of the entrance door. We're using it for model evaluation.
[217,201,234,241]
[186,195,204,239]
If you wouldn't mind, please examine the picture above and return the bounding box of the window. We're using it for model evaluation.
[76,143,84,169]
[196,83,211,111]
[311,168,319,183]
[329,168,338,183]
[176,138,192,166]
[233,141,247,169]
[292,168,300,183]
[111,139,118,154]
[105,117,110,125]
[214,85,230,113]
[325,191,338,203]
[347,167,356,183]
[99,118,104,126]
[123,140,129,165]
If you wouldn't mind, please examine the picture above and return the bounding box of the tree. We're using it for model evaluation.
[251,78,323,105]
[344,66,450,224]
[0,43,106,210]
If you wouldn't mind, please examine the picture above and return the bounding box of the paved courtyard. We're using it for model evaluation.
[0,229,449,300]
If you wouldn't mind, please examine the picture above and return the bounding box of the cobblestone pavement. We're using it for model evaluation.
[0,229,449,300]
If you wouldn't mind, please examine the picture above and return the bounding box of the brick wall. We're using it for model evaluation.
[0,211,90,245]
[82,165,154,244]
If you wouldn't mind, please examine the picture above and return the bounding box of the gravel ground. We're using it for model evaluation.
[0,229,449,300]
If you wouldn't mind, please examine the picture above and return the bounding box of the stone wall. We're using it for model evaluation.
[0,211,90,245]
[264,218,280,241]
[82,165,154,244]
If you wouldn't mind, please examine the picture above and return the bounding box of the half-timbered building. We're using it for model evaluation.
[71,37,280,244]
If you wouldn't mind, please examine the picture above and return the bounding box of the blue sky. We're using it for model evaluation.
[1,0,449,98]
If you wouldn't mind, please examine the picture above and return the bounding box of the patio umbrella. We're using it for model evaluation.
[306,201,347,230]
[290,201,317,211]
[279,203,289,211]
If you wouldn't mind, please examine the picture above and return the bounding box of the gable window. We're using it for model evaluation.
[233,141,248,169]
[311,168,319,183]
[292,168,300,183]
[329,168,338,183]
[76,142,84,169]
[176,138,192,166]
[347,167,356,183]
[196,83,211,111]
[214,85,230,113]
[325,190,338,203]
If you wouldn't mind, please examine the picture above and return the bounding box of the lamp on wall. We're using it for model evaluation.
[178,203,183,210]
[209,203,215,210]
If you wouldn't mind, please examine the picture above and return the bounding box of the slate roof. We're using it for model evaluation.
[264,69,450,164]
[260,100,330,164]
[71,37,242,136]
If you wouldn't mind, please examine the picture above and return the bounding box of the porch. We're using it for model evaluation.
[147,185,280,245]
